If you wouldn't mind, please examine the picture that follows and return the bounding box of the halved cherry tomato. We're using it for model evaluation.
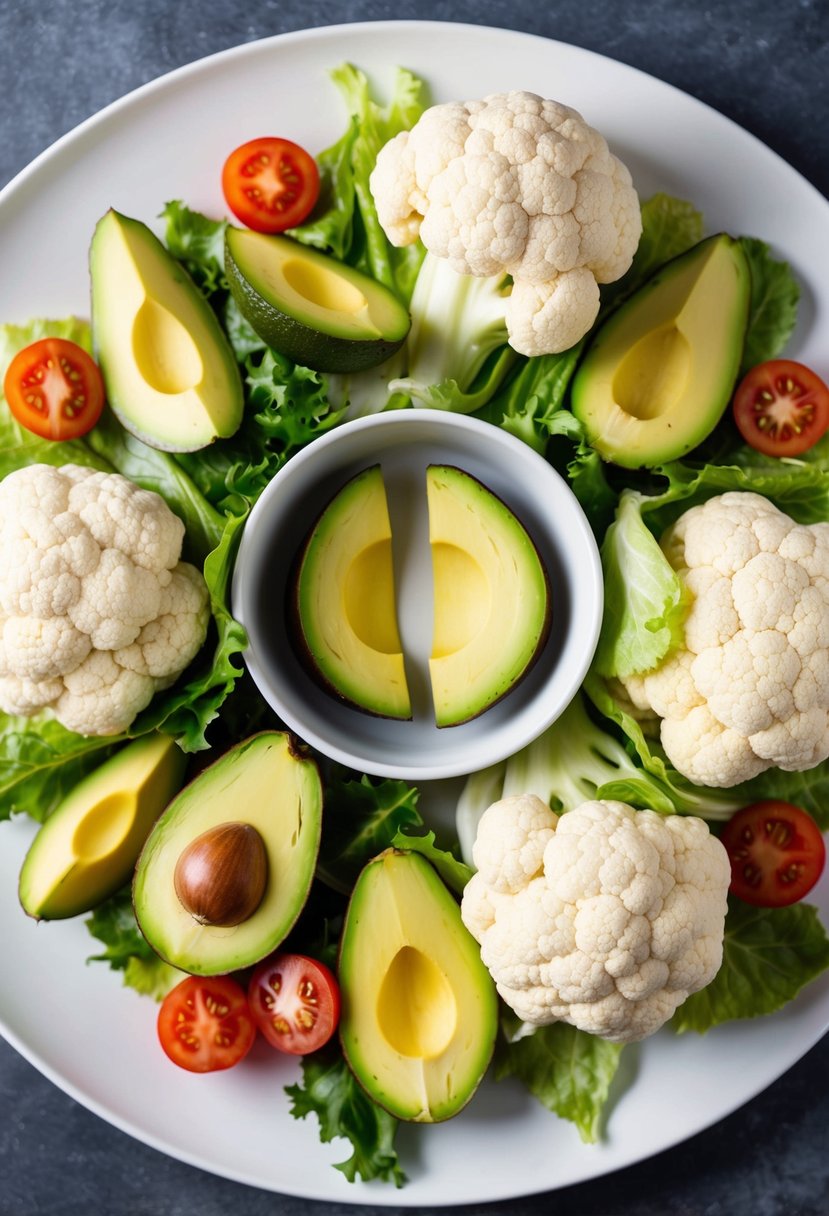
[248,953,340,1055]
[720,801,826,907]
[4,337,105,441]
[157,975,256,1073]
[732,358,829,456]
[222,137,320,233]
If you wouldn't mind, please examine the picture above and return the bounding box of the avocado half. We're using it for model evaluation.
[225,228,410,373]
[339,849,498,1123]
[291,465,412,720]
[90,210,244,452]
[427,465,551,727]
[19,734,186,920]
[571,233,751,468]
[133,732,322,976]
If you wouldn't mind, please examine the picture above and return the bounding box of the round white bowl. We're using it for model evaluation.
[231,409,603,779]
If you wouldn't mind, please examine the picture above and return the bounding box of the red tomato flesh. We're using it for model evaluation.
[248,953,340,1055]
[721,800,826,907]
[732,358,829,456]
[3,337,105,441]
[157,975,256,1073]
[222,137,320,234]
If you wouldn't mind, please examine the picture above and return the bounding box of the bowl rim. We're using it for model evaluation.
[231,408,604,779]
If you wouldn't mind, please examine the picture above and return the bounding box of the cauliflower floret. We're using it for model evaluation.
[0,464,209,737]
[461,797,730,1043]
[370,90,641,356]
[115,563,210,679]
[619,492,829,787]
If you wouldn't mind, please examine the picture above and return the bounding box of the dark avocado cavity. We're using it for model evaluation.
[133,732,322,976]
[571,233,751,467]
[225,228,410,372]
[19,735,186,920]
[292,466,411,721]
[427,466,550,727]
[339,850,498,1123]
[90,210,244,452]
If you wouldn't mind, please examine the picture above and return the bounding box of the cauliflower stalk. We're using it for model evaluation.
[456,691,743,866]
[370,90,642,357]
[611,491,829,788]
[0,464,210,736]
[461,796,730,1043]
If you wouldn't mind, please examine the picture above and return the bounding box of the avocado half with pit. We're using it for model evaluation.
[427,465,550,727]
[291,465,411,720]
[133,732,322,976]
[571,233,751,468]
[19,734,186,920]
[339,849,498,1123]
[90,210,244,452]
[225,228,410,373]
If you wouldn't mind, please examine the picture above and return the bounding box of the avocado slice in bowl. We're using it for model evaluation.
[225,228,411,372]
[291,465,412,720]
[427,465,551,727]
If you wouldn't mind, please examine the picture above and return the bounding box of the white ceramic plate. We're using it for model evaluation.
[1,20,829,1207]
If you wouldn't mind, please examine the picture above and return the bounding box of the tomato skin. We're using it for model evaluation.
[732,359,829,457]
[248,953,340,1055]
[721,801,826,908]
[157,975,256,1073]
[222,137,320,234]
[3,338,105,441]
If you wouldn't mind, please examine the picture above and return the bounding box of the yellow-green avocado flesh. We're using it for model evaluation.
[427,465,550,728]
[339,850,498,1123]
[90,209,244,452]
[225,228,410,373]
[19,735,186,920]
[571,233,751,468]
[133,732,322,976]
[293,466,411,720]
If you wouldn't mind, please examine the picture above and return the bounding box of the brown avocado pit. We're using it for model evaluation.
[173,822,269,927]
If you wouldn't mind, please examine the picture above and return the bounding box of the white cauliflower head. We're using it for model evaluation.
[621,491,829,788]
[461,795,730,1043]
[0,464,210,736]
[370,91,641,356]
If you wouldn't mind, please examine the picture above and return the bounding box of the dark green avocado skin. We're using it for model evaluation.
[225,231,410,373]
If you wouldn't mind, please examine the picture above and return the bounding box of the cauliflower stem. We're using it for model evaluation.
[388,252,517,413]
[456,691,742,865]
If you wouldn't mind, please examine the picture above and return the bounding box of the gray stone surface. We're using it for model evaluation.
[1,1,829,1213]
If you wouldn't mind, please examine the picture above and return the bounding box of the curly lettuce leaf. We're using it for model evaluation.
[738,236,800,374]
[317,775,422,894]
[87,411,226,561]
[85,889,181,1000]
[286,1044,406,1187]
[290,63,427,302]
[494,1013,624,1144]
[390,826,474,896]
[619,193,705,292]
[673,900,829,1034]
[160,200,228,298]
